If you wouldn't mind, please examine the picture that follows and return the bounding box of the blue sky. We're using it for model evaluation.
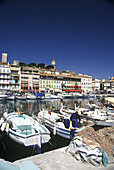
[0,0,114,80]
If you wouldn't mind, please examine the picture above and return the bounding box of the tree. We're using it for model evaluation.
[28,63,37,67]
[37,63,45,68]
[45,65,54,69]
[19,62,26,66]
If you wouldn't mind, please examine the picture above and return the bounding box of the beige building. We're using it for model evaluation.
[20,66,39,92]
[39,70,81,93]
[10,64,20,92]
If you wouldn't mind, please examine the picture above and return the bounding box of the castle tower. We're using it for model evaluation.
[51,59,55,69]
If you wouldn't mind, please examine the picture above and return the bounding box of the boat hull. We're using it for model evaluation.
[1,112,50,148]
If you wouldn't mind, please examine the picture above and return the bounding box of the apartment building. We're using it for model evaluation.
[20,66,39,92]
[0,62,11,91]
[78,74,92,93]
[39,71,81,93]
[92,79,100,92]
[10,61,20,92]
[0,53,10,92]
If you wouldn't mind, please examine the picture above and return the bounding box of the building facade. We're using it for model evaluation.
[39,71,81,93]
[0,63,11,92]
[10,64,20,92]
[78,74,92,93]
[20,66,39,92]
[92,79,100,92]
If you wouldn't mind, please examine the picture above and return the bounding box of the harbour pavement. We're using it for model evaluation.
[14,147,114,170]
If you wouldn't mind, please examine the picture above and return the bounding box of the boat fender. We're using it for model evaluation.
[3,112,8,119]
[48,110,51,115]
[53,126,56,135]
[1,122,6,132]
[0,117,4,126]
[6,123,9,133]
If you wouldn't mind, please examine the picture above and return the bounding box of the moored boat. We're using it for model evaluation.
[0,112,51,149]
[0,93,7,101]
[37,109,92,139]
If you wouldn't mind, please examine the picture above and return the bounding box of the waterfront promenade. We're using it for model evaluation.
[14,147,114,170]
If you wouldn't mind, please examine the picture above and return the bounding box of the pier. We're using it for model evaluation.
[14,147,114,170]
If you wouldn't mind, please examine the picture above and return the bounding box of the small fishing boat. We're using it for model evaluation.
[60,103,113,121]
[37,109,91,140]
[0,112,50,149]
[94,119,114,127]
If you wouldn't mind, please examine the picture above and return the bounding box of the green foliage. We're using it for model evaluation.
[19,62,26,66]
[28,63,37,67]
[37,63,45,68]
[45,65,54,69]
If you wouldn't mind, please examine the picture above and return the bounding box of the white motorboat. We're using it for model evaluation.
[60,103,113,121]
[7,93,16,100]
[44,93,51,99]
[16,94,26,100]
[37,109,90,140]
[0,93,7,100]
[62,92,74,99]
[0,112,50,149]
[94,119,114,126]
[26,93,37,100]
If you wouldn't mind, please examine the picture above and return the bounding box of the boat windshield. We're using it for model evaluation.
[17,125,31,131]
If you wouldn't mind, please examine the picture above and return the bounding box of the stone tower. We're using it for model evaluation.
[51,59,55,69]
[2,53,7,63]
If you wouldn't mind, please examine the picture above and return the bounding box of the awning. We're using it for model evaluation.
[105,97,114,103]
[65,89,84,92]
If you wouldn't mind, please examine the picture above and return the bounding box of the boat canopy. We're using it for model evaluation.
[35,93,44,96]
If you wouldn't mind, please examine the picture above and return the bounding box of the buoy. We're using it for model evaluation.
[3,112,8,119]
[1,122,6,131]
[6,123,9,133]
[0,117,4,126]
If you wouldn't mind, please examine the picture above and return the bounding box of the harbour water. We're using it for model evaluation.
[0,97,97,162]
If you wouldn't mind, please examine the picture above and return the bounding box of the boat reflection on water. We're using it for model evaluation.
[0,98,96,162]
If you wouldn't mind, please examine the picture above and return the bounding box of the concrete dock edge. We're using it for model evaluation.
[14,147,114,170]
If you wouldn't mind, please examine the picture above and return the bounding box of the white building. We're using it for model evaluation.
[0,63,11,91]
[79,74,92,93]
[92,79,101,92]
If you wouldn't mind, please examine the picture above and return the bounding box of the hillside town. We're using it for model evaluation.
[0,52,114,169]
[0,53,114,95]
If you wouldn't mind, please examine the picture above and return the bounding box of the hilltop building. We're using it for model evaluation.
[51,59,55,69]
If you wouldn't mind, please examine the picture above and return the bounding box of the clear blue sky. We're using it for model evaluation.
[0,0,114,80]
